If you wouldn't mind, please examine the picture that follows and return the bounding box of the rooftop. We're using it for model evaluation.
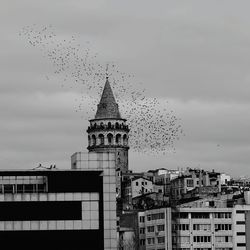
[94,77,121,120]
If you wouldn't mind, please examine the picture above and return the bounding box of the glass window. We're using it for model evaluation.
[147,226,154,232]
[157,237,165,243]
[4,184,13,193]
[157,224,165,231]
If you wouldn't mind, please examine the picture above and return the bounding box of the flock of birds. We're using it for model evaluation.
[19,24,184,155]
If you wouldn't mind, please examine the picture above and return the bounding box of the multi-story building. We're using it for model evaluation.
[0,151,116,250]
[170,169,222,202]
[136,194,250,250]
[140,207,172,250]
[172,199,234,250]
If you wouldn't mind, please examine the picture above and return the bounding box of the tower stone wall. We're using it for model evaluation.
[86,77,129,198]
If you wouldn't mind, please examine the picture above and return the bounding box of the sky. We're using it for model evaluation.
[1,0,250,177]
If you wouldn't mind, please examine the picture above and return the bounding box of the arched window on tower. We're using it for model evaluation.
[108,122,112,129]
[98,134,104,145]
[88,135,91,146]
[100,122,104,129]
[92,135,96,146]
[123,134,128,146]
[107,133,114,145]
[115,122,120,129]
[116,134,121,145]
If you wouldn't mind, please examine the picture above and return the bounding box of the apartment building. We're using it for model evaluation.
[137,208,172,250]
[137,195,250,250]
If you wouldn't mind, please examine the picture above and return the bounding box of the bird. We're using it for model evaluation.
[19,24,184,155]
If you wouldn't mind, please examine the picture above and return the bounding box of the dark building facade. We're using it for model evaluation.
[0,169,103,248]
[0,151,117,250]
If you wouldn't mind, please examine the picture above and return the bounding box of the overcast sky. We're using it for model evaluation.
[1,0,250,177]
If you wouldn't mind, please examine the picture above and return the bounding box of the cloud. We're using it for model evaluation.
[0,0,250,177]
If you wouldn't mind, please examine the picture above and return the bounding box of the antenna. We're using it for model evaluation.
[106,63,109,79]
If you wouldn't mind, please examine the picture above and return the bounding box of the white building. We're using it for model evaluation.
[137,195,250,250]
[220,173,231,185]
[131,177,154,198]
[138,208,172,250]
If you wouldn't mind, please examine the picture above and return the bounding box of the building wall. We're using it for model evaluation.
[131,178,153,198]
[245,210,250,250]
[144,207,172,250]
[71,151,117,250]
[232,205,250,249]
[0,169,104,249]
[220,173,231,185]
[138,211,146,250]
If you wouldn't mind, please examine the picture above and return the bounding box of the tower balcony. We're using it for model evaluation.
[87,124,130,133]
[87,144,130,151]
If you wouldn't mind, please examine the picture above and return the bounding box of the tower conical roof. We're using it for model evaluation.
[95,77,121,119]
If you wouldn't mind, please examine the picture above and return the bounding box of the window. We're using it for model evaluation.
[172,236,190,243]
[116,134,122,144]
[98,134,104,145]
[147,226,154,233]
[214,212,232,219]
[187,179,194,187]
[193,224,211,231]
[215,224,232,231]
[123,134,128,145]
[193,236,211,243]
[139,216,145,223]
[152,212,165,220]
[147,212,165,221]
[236,221,245,225]
[92,135,96,146]
[157,224,165,231]
[16,184,24,193]
[179,212,188,219]
[215,248,232,250]
[4,184,13,193]
[147,215,151,221]
[191,212,210,219]
[37,183,46,192]
[173,224,189,231]
[236,210,245,214]
[24,184,35,193]
[237,232,246,236]
[147,237,155,245]
[157,237,165,244]
[194,248,212,250]
[215,236,233,243]
[107,133,113,145]
[136,182,138,186]
[139,239,145,246]
[237,243,246,247]
[140,227,145,234]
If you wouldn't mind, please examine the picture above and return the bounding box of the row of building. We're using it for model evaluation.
[2,76,250,249]
[118,167,250,250]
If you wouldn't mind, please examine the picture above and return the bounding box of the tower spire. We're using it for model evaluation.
[95,71,121,119]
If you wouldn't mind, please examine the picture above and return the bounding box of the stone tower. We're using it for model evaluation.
[87,76,129,196]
